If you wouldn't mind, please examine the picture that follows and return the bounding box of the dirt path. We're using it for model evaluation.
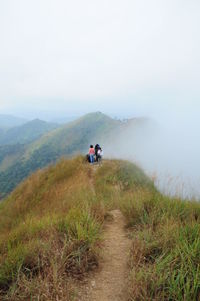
[78,209,131,301]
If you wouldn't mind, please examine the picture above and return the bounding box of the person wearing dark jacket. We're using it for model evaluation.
[95,144,101,162]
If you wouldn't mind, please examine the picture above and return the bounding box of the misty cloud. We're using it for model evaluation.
[104,116,200,199]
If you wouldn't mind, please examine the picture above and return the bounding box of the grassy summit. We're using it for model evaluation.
[0,157,199,300]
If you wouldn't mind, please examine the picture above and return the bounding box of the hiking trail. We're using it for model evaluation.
[77,209,131,301]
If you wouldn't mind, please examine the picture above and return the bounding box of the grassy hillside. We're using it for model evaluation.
[0,157,199,300]
[25,112,120,156]
[0,119,58,145]
[120,184,200,300]
[0,157,151,300]
[0,112,122,198]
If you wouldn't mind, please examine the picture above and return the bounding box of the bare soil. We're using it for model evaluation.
[77,209,131,301]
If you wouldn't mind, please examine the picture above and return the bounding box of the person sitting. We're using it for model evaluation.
[95,144,101,162]
[88,145,95,164]
[97,148,103,164]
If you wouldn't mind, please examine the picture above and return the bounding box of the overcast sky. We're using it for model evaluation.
[0,0,200,120]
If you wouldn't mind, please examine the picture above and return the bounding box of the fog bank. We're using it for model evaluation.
[104,113,200,200]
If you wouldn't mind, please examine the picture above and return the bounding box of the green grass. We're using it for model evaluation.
[0,156,107,300]
[0,156,199,300]
[1,157,138,300]
[121,189,200,300]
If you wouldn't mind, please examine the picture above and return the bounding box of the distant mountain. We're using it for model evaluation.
[25,112,120,157]
[0,119,58,145]
[0,114,27,128]
[0,144,25,172]
[0,112,152,198]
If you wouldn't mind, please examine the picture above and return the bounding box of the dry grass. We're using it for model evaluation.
[1,157,146,300]
[0,156,108,300]
[120,187,200,301]
[1,156,199,300]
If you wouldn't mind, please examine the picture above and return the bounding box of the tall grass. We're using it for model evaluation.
[120,187,200,300]
[1,156,199,300]
[0,156,108,300]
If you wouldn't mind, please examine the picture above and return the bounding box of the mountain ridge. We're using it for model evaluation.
[0,156,199,301]
[0,119,58,145]
[0,112,151,198]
